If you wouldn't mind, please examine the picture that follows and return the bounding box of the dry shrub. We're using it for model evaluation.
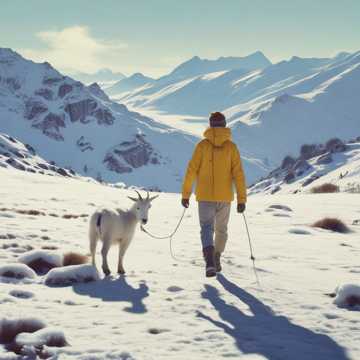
[63,252,89,266]
[312,217,350,233]
[27,258,58,275]
[311,183,339,193]
[62,214,78,219]
[0,318,45,344]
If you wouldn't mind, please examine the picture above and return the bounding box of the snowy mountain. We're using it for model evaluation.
[0,132,83,179]
[114,50,360,172]
[106,72,155,96]
[229,51,360,167]
[159,51,271,81]
[0,48,197,191]
[248,137,360,195]
[71,68,125,86]
[0,48,268,190]
[1,164,359,359]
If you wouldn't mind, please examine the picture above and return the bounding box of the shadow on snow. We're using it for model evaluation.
[197,274,350,360]
[73,276,149,314]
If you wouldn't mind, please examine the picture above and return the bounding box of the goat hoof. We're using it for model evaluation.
[103,268,111,276]
[118,269,126,275]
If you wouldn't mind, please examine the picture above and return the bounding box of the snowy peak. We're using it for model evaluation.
[71,68,125,85]
[106,72,155,95]
[163,51,272,80]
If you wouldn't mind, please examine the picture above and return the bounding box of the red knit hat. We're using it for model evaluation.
[209,112,226,127]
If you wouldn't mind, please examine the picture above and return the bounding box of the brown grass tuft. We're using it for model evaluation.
[311,183,339,194]
[312,217,350,233]
[63,252,89,266]
[27,258,58,275]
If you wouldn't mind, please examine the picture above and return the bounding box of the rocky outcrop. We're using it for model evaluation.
[3,77,21,92]
[93,108,114,125]
[32,113,65,141]
[64,99,97,123]
[58,84,73,98]
[104,134,160,174]
[42,77,64,86]
[76,136,94,152]
[64,98,114,125]
[325,138,346,153]
[88,83,110,101]
[25,100,48,120]
[35,88,54,100]
[316,152,333,165]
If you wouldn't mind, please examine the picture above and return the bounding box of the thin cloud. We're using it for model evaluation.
[17,25,127,74]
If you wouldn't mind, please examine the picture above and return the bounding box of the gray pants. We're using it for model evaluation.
[198,201,231,253]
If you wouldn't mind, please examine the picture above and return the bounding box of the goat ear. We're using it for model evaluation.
[149,195,159,202]
[128,196,138,202]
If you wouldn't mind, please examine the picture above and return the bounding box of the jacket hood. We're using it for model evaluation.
[204,127,232,147]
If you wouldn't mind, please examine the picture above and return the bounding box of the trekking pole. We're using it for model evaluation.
[242,213,261,287]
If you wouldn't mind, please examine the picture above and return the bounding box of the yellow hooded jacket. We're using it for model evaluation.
[182,127,247,203]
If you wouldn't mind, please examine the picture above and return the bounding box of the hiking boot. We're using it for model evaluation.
[203,246,216,278]
[214,252,222,272]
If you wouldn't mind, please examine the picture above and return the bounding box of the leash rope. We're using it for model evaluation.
[141,208,262,286]
[140,208,203,265]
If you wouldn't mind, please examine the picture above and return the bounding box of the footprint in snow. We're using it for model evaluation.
[167,286,184,292]
[273,213,291,217]
[268,204,293,212]
[289,228,311,235]
[148,328,169,335]
[9,289,34,299]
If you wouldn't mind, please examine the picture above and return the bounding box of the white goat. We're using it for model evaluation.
[89,191,158,275]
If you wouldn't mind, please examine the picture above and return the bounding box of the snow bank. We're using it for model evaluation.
[15,327,68,348]
[0,317,45,344]
[45,264,99,286]
[18,250,63,274]
[0,264,36,280]
[334,284,360,308]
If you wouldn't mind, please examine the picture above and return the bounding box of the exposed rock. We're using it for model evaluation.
[5,158,26,171]
[300,144,326,160]
[88,83,110,101]
[76,136,94,152]
[65,99,97,123]
[281,155,296,170]
[35,88,53,100]
[325,138,346,153]
[93,108,115,125]
[33,113,65,141]
[104,134,161,174]
[284,171,295,184]
[293,158,310,172]
[37,163,49,170]
[25,100,48,120]
[302,174,321,187]
[56,168,69,177]
[316,152,333,165]
[103,153,132,174]
[4,77,21,92]
[25,144,36,155]
[43,77,64,86]
[58,84,73,98]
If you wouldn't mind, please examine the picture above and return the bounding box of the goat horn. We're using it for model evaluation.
[134,190,143,200]
[146,191,150,200]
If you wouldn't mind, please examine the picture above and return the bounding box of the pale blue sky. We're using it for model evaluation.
[1,0,359,76]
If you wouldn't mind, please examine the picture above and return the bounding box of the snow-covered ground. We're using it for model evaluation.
[1,167,359,359]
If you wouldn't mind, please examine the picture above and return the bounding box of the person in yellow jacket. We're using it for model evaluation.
[181,112,247,277]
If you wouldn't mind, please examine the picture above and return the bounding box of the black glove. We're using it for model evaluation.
[181,198,189,208]
[237,203,246,213]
